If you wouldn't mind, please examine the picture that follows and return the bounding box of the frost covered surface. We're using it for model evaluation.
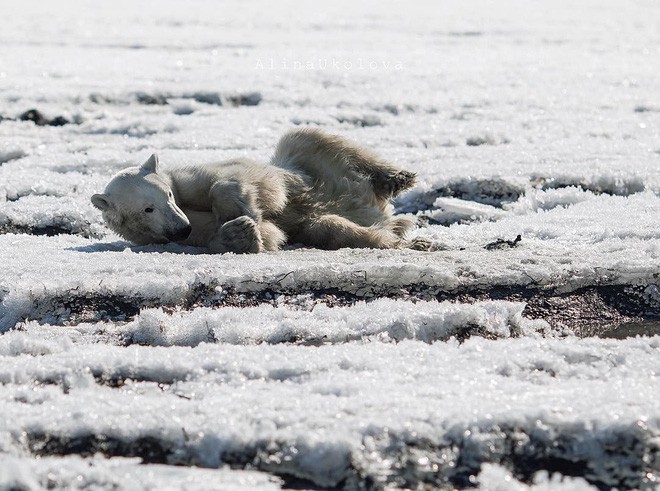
[1,0,660,489]
[118,299,540,346]
[1,330,659,489]
[0,455,281,491]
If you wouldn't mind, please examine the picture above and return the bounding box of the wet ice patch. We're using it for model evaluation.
[0,147,27,164]
[466,132,510,146]
[0,110,81,128]
[634,104,660,113]
[89,90,263,108]
[169,98,197,115]
[335,113,384,127]
[367,102,421,116]
[135,92,168,106]
[188,91,223,106]
[81,120,179,138]
[224,91,263,107]
[17,109,78,127]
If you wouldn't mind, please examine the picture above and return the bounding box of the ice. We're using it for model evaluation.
[120,299,541,347]
[1,0,659,488]
[0,329,658,488]
[0,455,282,491]
[0,147,26,165]
[477,464,598,490]
[429,197,506,225]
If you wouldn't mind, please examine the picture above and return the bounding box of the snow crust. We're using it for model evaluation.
[0,455,281,491]
[0,328,658,487]
[477,464,597,491]
[119,299,541,346]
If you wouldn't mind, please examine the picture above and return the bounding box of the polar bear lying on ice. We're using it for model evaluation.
[92,128,429,253]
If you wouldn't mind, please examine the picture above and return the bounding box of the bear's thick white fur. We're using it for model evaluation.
[92,128,428,253]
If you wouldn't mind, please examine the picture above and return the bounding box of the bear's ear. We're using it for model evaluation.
[140,154,159,174]
[91,193,113,211]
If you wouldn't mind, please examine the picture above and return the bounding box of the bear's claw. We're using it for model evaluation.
[405,236,433,251]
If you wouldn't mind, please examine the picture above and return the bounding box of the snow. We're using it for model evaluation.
[118,299,541,346]
[0,455,282,491]
[0,329,658,487]
[1,0,659,489]
[476,464,598,491]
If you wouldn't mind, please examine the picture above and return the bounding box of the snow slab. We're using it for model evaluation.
[1,0,660,489]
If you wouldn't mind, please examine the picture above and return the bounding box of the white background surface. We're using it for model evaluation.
[0,1,659,489]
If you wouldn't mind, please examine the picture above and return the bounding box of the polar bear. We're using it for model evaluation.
[91,128,428,253]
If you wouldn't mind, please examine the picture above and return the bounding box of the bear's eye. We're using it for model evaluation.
[168,191,173,198]
[145,207,154,213]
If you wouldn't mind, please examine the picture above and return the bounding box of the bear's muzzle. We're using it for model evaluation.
[168,225,193,242]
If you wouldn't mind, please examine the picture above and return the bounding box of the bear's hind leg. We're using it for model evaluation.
[297,214,431,250]
[297,214,400,250]
[384,215,416,238]
[380,216,433,251]
[370,167,417,200]
[272,129,416,204]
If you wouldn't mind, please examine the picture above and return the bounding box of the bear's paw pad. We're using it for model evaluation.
[212,216,262,254]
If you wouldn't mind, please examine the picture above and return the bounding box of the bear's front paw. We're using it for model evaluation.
[210,216,263,254]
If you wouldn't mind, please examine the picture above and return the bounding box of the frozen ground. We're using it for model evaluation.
[1,0,659,489]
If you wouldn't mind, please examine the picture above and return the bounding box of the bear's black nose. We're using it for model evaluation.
[170,225,192,241]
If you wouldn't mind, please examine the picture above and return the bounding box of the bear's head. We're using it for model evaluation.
[91,154,192,245]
